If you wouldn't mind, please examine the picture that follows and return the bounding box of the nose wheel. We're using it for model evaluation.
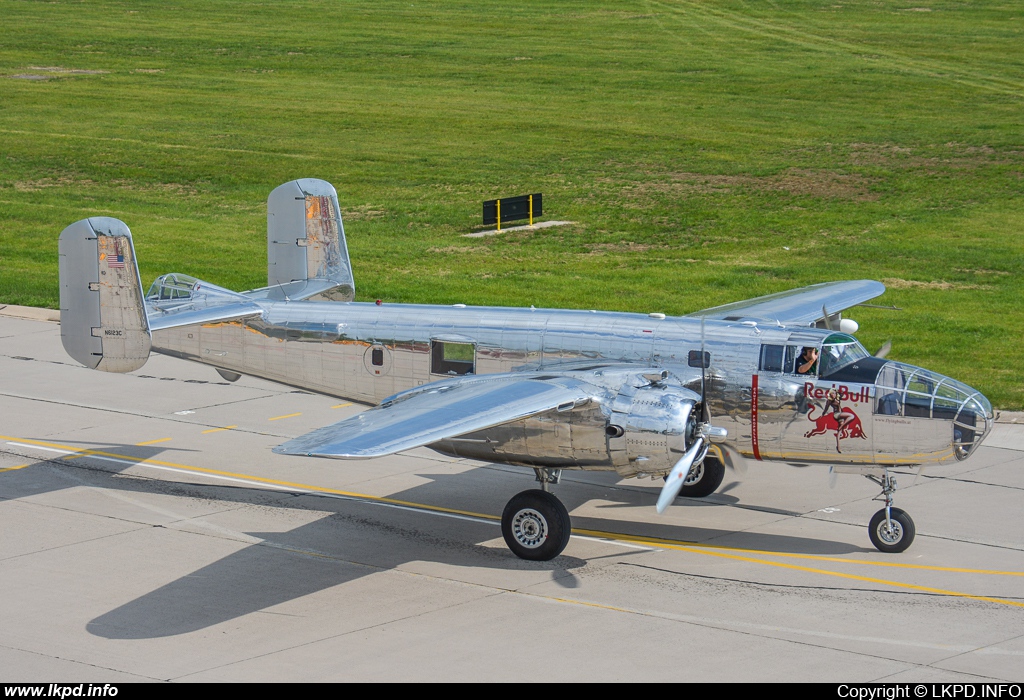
[501,489,571,561]
[866,470,916,553]
[869,507,915,553]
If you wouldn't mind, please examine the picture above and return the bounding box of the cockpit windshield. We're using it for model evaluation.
[147,273,199,302]
[818,333,870,377]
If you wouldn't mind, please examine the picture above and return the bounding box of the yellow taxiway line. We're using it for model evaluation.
[2,432,1022,608]
[202,426,237,434]
[136,437,172,446]
[268,413,302,421]
[0,463,31,473]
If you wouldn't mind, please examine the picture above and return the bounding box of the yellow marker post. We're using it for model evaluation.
[529,194,533,227]
[496,199,501,232]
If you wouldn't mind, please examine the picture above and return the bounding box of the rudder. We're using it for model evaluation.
[265,178,355,302]
[58,217,151,372]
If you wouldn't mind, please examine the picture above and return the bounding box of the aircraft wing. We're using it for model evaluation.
[273,374,596,459]
[686,280,885,326]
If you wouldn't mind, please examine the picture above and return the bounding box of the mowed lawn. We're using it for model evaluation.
[1,0,1021,406]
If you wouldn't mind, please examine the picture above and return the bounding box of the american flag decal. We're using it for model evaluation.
[107,255,125,269]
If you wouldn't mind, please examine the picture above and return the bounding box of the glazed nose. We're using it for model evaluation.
[874,361,993,459]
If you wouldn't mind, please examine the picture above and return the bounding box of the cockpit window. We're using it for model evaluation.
[818,334,870,377]
[147,273,198,302]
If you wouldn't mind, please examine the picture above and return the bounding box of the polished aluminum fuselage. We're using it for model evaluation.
[151,300,988,476]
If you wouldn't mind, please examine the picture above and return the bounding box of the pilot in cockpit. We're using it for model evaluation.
[797,346,819,375]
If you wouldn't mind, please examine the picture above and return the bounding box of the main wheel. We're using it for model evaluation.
[868,507,915,553]
[678,456,726,498]
[501,490,571,561]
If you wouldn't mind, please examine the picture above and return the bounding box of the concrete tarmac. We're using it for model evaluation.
[1,311,1022,682]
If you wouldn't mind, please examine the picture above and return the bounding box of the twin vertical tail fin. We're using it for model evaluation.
[261,178,355,302]
[58,217,151,373]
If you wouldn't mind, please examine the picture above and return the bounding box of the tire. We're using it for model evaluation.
[501,490,572,561]
[868,507,916,553]
[678,456,725,498]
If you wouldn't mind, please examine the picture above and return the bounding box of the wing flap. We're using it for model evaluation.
[274,375,595,459]
[687,280,885,326]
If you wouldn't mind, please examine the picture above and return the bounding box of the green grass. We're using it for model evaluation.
[1,0,1022,407]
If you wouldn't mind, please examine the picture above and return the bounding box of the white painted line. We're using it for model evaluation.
[571,534,654,551]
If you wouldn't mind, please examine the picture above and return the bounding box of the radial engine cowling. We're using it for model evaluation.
[606,379,701,479]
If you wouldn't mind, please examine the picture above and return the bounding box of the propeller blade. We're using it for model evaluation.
[718,444,748,476]
[656,440,707,514]
[875,339,892,359]
[700,317,709,423]
[828,466,838,489]
[821,304,834,331]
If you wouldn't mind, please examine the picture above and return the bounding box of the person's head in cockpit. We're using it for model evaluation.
[797,347,818,375]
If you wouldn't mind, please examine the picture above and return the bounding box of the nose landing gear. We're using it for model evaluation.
[865,470,916,553]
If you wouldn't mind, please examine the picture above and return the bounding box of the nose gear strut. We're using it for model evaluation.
[865,469,916,553]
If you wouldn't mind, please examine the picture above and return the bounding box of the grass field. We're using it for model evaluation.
[1,0,1022,407]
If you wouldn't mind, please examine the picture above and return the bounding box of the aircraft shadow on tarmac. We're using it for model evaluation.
[3,440,864,639]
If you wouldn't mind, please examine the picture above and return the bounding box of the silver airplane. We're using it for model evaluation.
[57,178,994,561]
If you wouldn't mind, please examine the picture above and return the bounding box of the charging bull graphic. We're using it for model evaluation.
[805,388,866,453]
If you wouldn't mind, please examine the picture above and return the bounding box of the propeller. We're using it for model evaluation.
[875,340,892,359]
[656,439,709,513]
[717,443,747,476]
[656,317,729,513]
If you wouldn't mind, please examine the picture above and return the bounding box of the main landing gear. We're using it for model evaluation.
[501,469,571,561]
[865,470,916,553]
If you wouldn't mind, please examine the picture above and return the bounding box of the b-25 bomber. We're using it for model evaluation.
[57,179,993,560]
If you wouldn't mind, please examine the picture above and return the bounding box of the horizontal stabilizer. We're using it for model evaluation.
[274,374,595,459]
[58,218,151,372]
[688,280,885,326]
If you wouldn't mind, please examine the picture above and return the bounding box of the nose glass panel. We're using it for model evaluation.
[874,362,993,460]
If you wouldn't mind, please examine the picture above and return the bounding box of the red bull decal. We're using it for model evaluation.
[803,383,871,404]
[804,386,867,453]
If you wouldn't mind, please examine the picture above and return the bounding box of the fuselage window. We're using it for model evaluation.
[688,350,711,368]
[785,345,799,374]
[431,340,475,376]
[876,392,903,416]
[760,344,784,373]
[371,347,384,367]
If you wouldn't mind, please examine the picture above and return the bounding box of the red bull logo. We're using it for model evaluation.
[804,386,868,453]
[804,383,871,404]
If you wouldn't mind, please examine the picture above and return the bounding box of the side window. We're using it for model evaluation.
[784,345,799,373]
[371,347,384,367]
[687,350,711,368]
[875,392,903,416]
[759,344,784,373]
[431,340,475,376]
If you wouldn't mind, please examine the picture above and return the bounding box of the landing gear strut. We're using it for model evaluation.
[865,470,916,553]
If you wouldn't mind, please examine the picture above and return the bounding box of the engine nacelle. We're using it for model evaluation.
[427,371,702,478]
[607,380,701,478]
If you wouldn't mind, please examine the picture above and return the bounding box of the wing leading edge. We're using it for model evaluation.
[687,280,885,326]
[274,374,596,459]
